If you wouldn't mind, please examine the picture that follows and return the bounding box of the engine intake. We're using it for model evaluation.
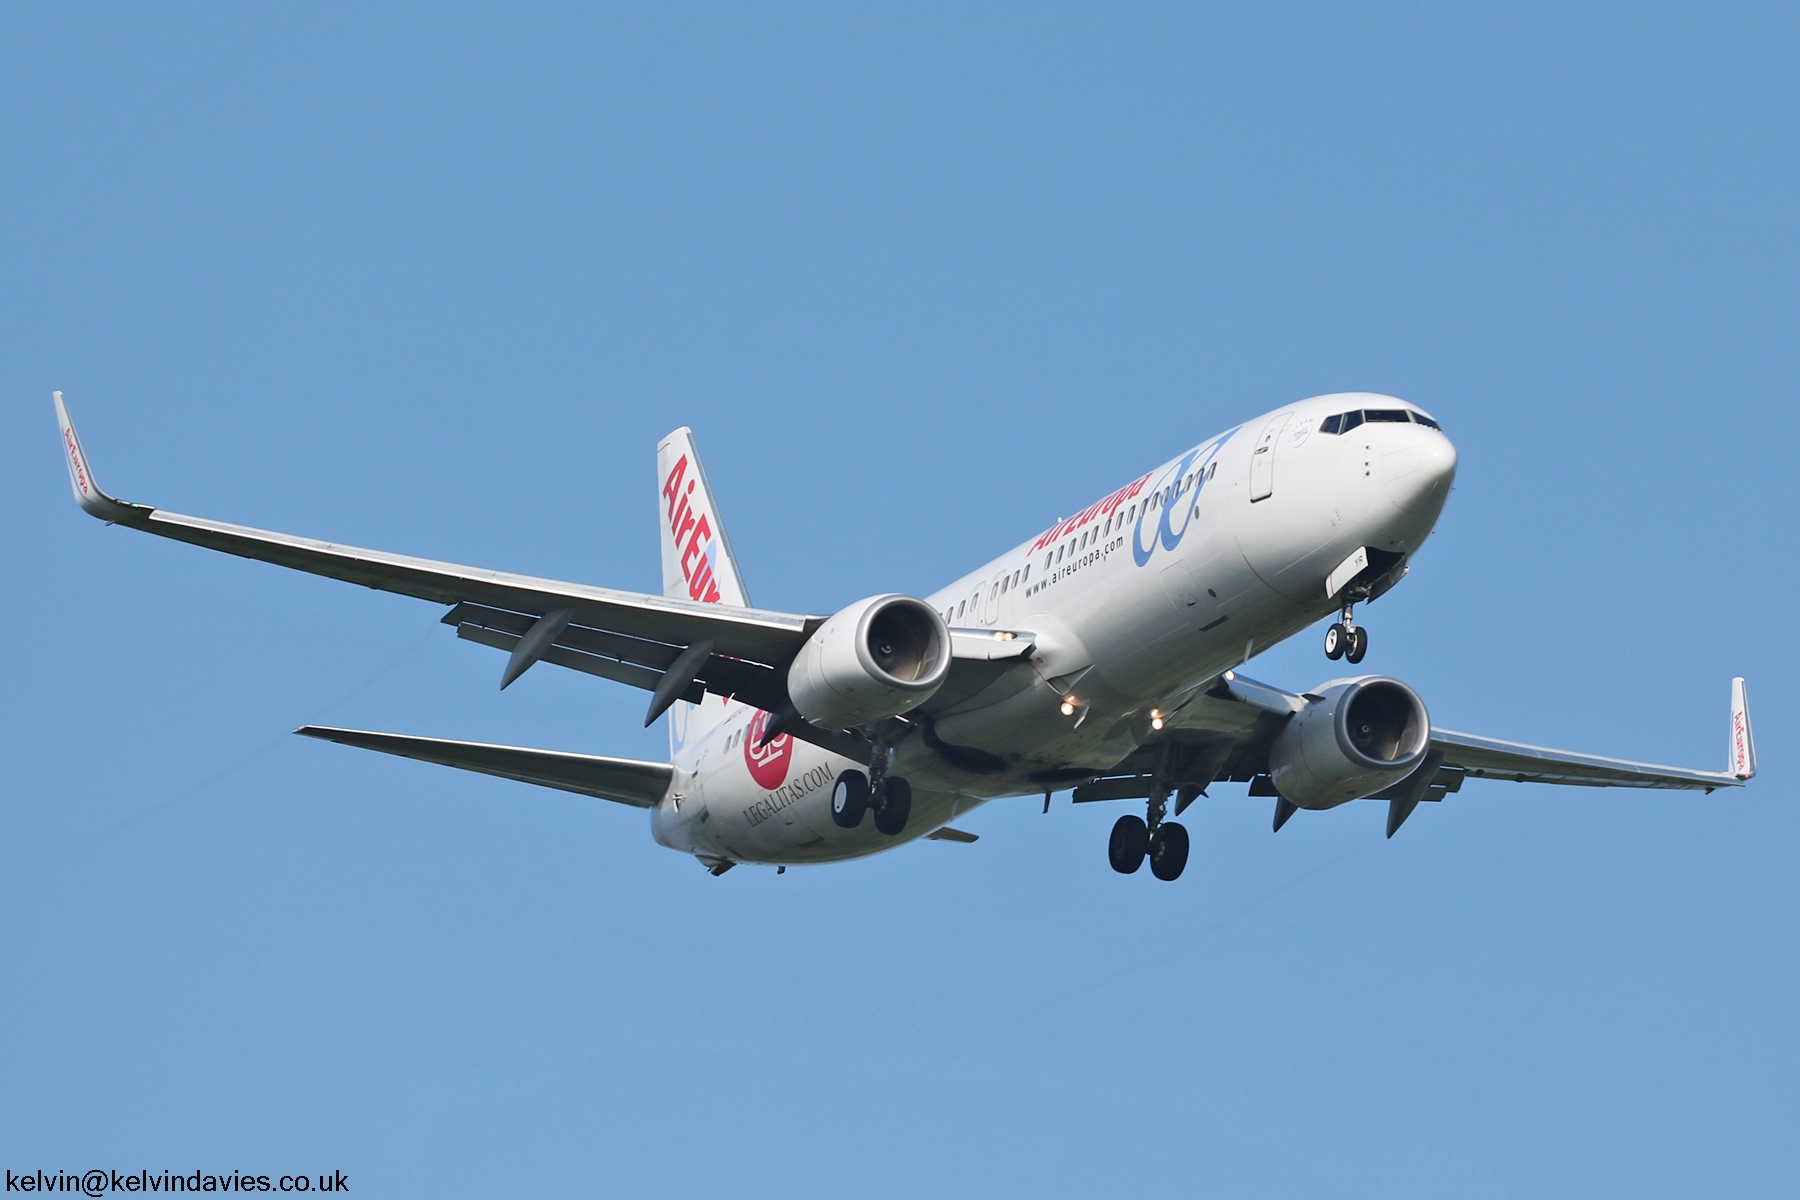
[787,594,951,728]
[1267,677,1430,810]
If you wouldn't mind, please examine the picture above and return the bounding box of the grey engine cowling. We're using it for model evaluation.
[1267,677,1430,809]
[786,594,951,728]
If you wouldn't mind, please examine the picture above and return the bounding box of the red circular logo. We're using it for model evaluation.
[744,709,793,789]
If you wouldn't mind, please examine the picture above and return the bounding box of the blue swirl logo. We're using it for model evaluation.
[1131,428,1237,567]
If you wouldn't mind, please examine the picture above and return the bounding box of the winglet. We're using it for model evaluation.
[1729,677,1756,780]
[52,392,150,523]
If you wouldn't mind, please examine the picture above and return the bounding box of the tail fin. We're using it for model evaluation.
[655,428,750,755]
[656,427,750,609]
[1729,676,1756,780]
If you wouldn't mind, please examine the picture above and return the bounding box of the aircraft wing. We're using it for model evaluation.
[1075,671,1753,804]
[56,394,814,665]
[295,726,673,807]
[54,394,1023,750]
[1425,728,1743,791]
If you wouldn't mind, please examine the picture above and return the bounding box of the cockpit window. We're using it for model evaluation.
[1411,412,1441,430]
[1340,410,1364,433]
[1364,409,1410,423]
[1319,414,1342,434]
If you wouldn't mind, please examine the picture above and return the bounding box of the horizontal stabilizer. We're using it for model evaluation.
[295,726,673,808]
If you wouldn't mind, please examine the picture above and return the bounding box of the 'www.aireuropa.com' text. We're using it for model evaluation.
[6,1171,346,1195]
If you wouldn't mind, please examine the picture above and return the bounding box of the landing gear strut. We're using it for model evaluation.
[1108,784,1190,881]
[1324,598,1369,664]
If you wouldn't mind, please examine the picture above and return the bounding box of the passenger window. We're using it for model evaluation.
[957,600,965,618]
[1011,570,1020,587]
[1320,414,1342,434]
[991,584,999,600]
[1411,412,1441,430]
[1341,410,1364,432]
[1000,577,1008,594]
[1023,565,1030,581]
[1365,409,1409,423]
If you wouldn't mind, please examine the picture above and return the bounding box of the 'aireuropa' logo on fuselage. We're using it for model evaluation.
[661,454,722,604]
[1028,427,1239,571]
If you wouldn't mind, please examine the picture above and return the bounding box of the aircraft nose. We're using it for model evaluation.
[1382,429,1457,516]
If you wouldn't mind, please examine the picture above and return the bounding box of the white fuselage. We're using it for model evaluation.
[651,393,1457,865]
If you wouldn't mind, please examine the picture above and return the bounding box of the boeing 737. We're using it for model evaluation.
[53,391,1756,879]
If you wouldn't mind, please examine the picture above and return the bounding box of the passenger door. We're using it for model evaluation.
[1248,411,1293,502]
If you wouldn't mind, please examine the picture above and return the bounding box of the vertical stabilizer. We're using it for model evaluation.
[656,427,750,609]
[1729,677,1756,780]
[655,428,750,756]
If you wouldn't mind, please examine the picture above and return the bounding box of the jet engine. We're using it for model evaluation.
[1267,677,1430,809]
[787,594,951,728]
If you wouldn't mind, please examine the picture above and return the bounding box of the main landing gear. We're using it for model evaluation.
[830,769,912,835]
[1323,599,1369,664]
[1108,789,1190,881]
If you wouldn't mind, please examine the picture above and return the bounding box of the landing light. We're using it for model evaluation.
[1060,697,1076,717]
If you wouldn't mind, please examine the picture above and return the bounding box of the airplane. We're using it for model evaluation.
[53,390,1756,879]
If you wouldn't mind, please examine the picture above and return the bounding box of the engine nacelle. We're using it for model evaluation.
[786,594,951,729]
[1268,677,1430,810]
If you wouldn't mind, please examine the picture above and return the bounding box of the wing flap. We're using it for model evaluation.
[295,726,674,807]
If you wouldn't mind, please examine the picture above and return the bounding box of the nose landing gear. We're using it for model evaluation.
[1324,599,1369,664]
[1107,786,1190,881]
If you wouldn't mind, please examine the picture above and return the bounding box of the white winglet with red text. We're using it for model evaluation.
[53,392,142,523]
[1729,676,1756,780]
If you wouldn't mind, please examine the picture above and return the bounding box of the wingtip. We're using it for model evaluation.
[1729,676,1756,781]
[52,391,148,523]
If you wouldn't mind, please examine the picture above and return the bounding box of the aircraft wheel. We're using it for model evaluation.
[1108,814,1148,874]
[831,770,869,828]
[1149,821,1190,881]
[1324,623,1347,660]
[1345,626,1369,664]
[872,776,912,836]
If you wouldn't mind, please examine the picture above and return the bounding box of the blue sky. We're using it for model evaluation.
[2,5,1795,1196]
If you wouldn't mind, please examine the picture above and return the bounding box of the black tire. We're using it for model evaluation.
[1345,626,1368,664]
[1149,821,1190,881]
[830,770,869,828]
[1108,814,1148,874]
[1324,623,1346,660]
[872,776,912,836]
